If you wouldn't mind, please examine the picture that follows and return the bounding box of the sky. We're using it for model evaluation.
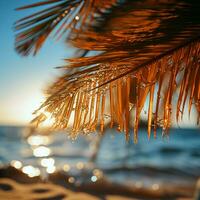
[0,0,198,127]
[0,0,74,125]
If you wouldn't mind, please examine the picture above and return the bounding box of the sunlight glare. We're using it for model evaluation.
[76,162,84,170]
[46,165,56,174]
[40,158,55,167]
[33,146,51,157]
[63,164,71,172]
[28,135,50,146]
[41,110,56,127]
[22,165,40,177]
[91,175,97,182]
[10,160,22,169]
[68,177,75,183]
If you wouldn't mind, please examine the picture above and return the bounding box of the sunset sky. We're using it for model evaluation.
[0,0,198,127]
[0,0,74,125]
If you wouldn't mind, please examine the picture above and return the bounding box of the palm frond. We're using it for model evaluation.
[15,0,117,55]
[15,0,200,141]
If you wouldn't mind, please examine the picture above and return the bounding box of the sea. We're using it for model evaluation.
[0,125,199,189]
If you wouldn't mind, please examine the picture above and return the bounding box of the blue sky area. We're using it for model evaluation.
[0,0,74,125]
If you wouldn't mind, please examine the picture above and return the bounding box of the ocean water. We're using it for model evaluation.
[0,126,199,188]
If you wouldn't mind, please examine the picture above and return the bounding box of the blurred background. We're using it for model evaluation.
[0,0,200,199]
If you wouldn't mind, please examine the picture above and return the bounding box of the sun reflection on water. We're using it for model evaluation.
[22,165,40,177]
[24,131,105,185]
[63,164,71,172]
[91,175,97,182]
[93,169,103,179]
[10,160,22,169]
[68,177,75,183]
[40,158,55,167]
[33,146,51,157]
[40,158,56,174]
[46,165,56,174]
[27,135,50,146]
[76,162,84,170]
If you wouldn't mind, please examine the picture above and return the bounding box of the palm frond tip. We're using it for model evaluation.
[15,0,117,56]
[15,0,200,141]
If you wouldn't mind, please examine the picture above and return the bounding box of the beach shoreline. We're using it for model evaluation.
[0,166,197,200]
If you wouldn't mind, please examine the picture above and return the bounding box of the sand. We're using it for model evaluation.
[0,178,140,200]
[0,166,142,200]
[0,166,197,200]
[0,178,195,200]
[0,178,99,200]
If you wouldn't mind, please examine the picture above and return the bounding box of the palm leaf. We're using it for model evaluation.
[15,0,200,141]
[15,0,117,55]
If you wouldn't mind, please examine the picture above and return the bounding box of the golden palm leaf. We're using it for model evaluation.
[15,0,116,55]
[15,0,200,142]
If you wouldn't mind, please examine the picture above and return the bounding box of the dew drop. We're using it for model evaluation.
[75,16,79,21]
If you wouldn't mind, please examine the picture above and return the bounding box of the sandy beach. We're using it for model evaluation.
[0,166,197,200]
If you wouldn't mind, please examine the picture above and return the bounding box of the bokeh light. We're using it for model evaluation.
[10,160,22,169]
[28,135,50,146]
[33,146,51,157]
[22,165,40,177]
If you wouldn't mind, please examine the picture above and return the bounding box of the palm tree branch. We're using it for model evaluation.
[15,0,117,55]
[15,0,200,140]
